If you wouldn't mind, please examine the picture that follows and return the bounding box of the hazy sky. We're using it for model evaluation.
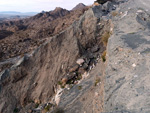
[0,0,93,12]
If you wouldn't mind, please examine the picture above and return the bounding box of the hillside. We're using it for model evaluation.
[1,0,150,113]
[0,5,89,72]
[0,2,110,112]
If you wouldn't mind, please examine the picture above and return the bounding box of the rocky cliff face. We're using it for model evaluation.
[1,0,150,113]
[0,4,112,113]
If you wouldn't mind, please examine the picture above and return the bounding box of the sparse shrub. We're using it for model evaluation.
[77,74,82,80]
[66,80,73,85]
[44,104,53,112]
[35,103,39,108]
[94,78,101,86]
[58,81,62,86]
[101,51,106,62]
[101,31,110,46]
[78,85,82,90]
[58,81,65,88]
[13,108,19,113]
[111,11,118,17]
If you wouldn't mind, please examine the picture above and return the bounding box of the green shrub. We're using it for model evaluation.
[78,85,82,90]
[58,81,65,88]
[35,103,39,108]
[44,104,52,112]
[13,108,19,113]
[58,81,62,85]
[77,74,82,80]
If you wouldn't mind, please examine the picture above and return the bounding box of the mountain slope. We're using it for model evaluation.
[72,3,86,10]
[0,4,112,112]
[0,5,89,72]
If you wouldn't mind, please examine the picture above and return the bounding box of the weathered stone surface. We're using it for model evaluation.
[104,0,150,112]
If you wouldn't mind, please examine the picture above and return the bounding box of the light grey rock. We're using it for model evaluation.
[104,0,150,112]
[0,69,9,82]
[0,5,111,112]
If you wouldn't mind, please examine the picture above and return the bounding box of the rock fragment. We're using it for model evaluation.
[76,58,85,65]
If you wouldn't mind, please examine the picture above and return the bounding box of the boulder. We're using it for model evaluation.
[76,59,85,65]
[61,77,68,85]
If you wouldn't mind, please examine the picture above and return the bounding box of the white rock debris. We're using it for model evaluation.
[54,88,64,105]
[76,58,85,65]
[137,10,143,13]
[121,11,128,18]
[132,63,136,67]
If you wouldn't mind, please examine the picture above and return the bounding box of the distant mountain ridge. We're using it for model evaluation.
[0,3,87,16]
[0,11,38,15]
[72,3,86,10]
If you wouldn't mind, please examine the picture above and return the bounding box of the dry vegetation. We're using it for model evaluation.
[111,11,119,17]
[101,31,111,46]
